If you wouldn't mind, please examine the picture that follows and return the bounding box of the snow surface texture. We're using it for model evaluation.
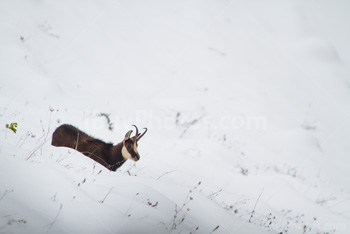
[1,0,350,233]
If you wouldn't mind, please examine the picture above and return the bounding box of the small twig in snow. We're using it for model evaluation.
[207,189,222,200]
[0,189,14,202]
[209,225,220,234]
[157,170,176,180]
[99,187,114,204]
[179,115,205,138]
[47,203,63,233]
[249,188,264,223]
[98,113,114,131]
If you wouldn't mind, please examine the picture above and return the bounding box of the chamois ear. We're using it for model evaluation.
[123,130,133,143]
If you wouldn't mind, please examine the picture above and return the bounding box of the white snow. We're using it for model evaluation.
[1,0,350,233]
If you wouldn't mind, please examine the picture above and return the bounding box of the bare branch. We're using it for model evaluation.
[157,170,176,180]
[99,187,114,204]
[0,189,14,203]
[47,203,63,233]
[249,188,264,223]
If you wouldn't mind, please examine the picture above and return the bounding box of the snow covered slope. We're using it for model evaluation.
[1,0,350,233]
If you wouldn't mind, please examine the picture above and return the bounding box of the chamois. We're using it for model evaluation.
[51,124,147,171]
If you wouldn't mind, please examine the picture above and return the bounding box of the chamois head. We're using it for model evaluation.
[121,125,147,162]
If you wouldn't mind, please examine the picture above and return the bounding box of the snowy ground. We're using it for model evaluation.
[1,0,350,233]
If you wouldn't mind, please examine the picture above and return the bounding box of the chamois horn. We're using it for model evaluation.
[137,128,147,141]
[132,125,139,138]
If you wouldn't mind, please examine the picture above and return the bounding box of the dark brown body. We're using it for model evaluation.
[52,124,126,171]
